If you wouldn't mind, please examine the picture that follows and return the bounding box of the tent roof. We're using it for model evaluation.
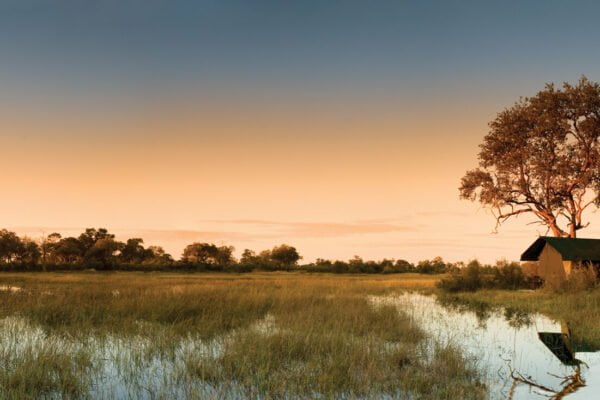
[521,236,600,262]
[538,332,578,365]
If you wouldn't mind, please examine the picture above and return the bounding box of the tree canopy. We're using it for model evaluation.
[0,227,462,275]
[460,77,600,237]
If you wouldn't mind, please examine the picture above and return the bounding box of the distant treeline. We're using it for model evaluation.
[0,227,503,274]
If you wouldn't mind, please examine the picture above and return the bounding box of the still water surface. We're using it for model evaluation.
[374,293,600,399]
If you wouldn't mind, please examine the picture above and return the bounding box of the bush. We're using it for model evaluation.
[415,257,449,274]
[437,260,487,292]
[437,260,529,292]
[224,263,254,273]
[492,260,528,289]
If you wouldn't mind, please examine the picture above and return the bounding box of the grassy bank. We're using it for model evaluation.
[0,272,485,399]
[442,288,600,349]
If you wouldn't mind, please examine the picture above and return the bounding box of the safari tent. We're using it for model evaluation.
[520,236,600,283]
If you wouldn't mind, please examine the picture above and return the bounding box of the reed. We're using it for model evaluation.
[0,272,485,399]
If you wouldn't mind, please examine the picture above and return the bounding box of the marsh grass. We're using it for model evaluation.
[186,299,424,398]
[0,272,484,399]
[0,317,94,399]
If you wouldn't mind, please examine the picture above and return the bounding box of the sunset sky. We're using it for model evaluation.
[3,1,600,263]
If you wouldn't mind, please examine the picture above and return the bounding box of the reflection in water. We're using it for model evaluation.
[508,365,584,400]
[509,322,588,399]
[371,293,600,400]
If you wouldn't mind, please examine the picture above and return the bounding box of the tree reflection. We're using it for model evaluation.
[508,365,584,399]
[507,322,587,399]
[435,295,493,328]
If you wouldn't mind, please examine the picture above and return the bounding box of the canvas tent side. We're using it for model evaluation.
[520,237,600,284]
[537,243,569,283]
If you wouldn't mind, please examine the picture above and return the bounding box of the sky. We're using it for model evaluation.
[3,0,600,263]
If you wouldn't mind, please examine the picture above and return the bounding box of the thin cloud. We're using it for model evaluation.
[202,219,418,238]
[126,229,266,243]
[9,222,419,250]
[411,211,471,218]
[8,227,271,244]
[363,240,512,251]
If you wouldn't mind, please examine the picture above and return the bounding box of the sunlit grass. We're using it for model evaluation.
[0,272,486,398]
[0,317,95,399]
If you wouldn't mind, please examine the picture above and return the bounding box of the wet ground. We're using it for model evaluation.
[1,289,598,398]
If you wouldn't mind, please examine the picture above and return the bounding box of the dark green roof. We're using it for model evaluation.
[521,236,600,262]
[538,332,578,365]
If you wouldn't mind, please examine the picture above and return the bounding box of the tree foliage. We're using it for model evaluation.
[460,77,600,237]
[0,228,473,275]
[269,244,301,270]
[181,243,235,266]
[0,230,41,265]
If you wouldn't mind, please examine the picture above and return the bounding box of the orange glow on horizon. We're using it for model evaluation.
[5,97,595,263]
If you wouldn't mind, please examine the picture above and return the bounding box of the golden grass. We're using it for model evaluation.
[0,272,485,399]
[0,272,438,337]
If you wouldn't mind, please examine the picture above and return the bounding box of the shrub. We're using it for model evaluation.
[437,260,486,292]
[224,263,254,273]
[437,260,529,292]
[492,260,527,289]
[415,257,449,274]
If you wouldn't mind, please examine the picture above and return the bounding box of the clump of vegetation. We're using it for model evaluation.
[437,260,528,292]
[0,320,94,399]
[182,286,484,399]
[187,300,425,398]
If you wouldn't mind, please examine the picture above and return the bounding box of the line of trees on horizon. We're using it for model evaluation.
[0,227,507,274]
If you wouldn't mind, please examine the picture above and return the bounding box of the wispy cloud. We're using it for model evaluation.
[414,211,470,217]
[125,229,264,243]
[361,238,512,251]
[8,226,265,244]
[203,219,417,238]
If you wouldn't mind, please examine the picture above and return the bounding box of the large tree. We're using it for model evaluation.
[269,244,301,269]
[0,229,23,263]
[460,77,600,237]
[181,242,235,265]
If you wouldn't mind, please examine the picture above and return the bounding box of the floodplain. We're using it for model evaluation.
[0,272,597,399]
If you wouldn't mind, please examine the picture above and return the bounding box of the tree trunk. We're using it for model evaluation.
[569,223,577,238]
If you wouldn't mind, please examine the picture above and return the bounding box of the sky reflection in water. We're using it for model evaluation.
[377,293,600,399]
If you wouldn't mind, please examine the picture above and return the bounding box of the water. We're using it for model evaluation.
[371,293,600,399]
[1,292,598,398]
[0,285,22,292]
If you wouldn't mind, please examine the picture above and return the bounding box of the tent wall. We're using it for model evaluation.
[538,244,568,283]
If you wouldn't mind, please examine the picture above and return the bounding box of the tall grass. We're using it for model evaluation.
[0,272,484,399]
[543,263,598,293]
[0,317,95,399]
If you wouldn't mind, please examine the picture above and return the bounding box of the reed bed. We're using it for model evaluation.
[0,272,484,399]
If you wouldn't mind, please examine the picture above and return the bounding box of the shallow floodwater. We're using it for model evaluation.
[1,292,598,398]
[373,293,600,399]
